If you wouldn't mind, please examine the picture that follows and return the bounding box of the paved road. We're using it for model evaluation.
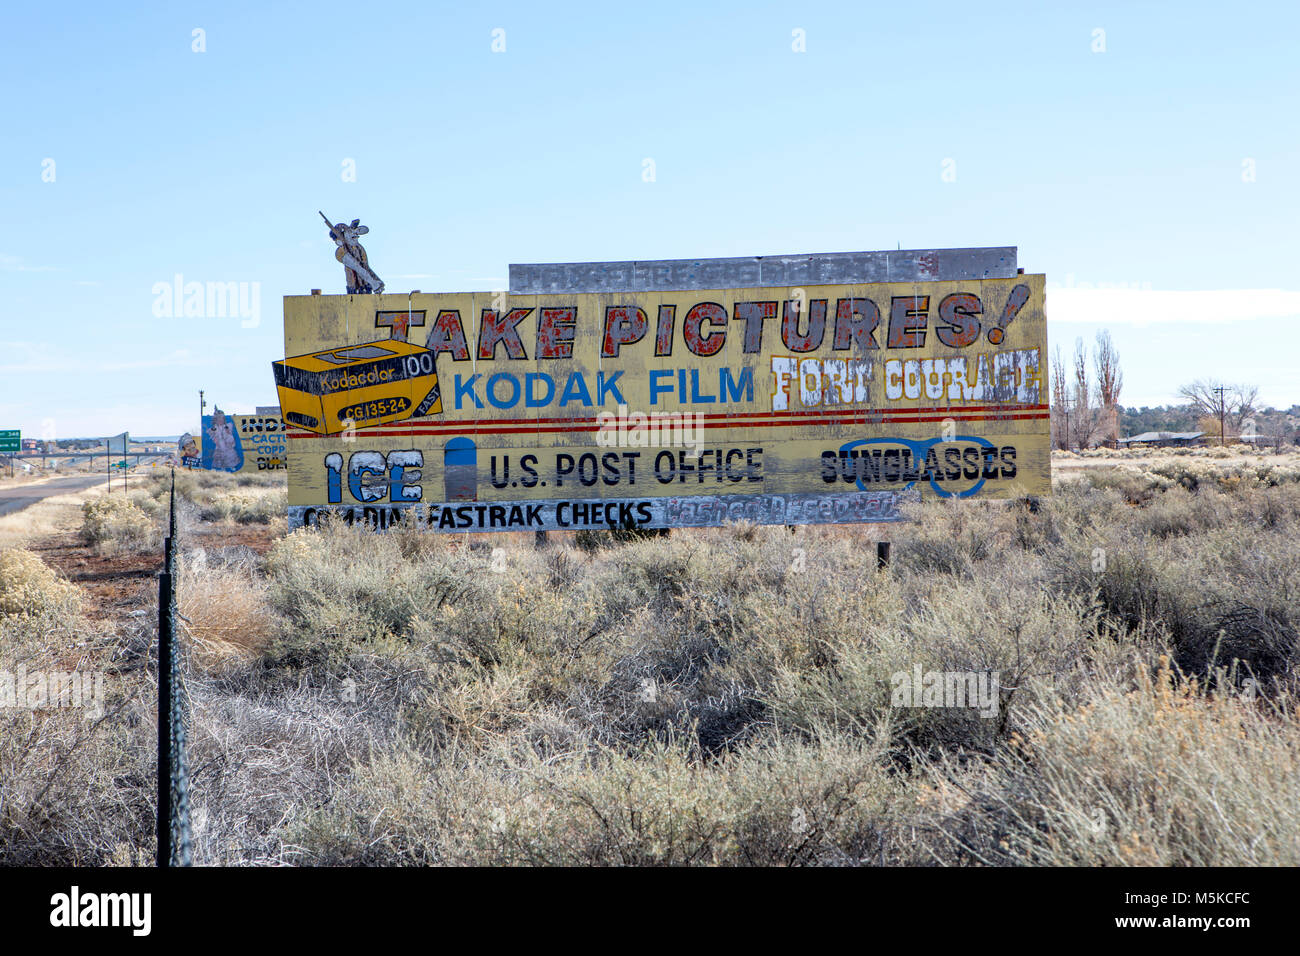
[0,474,111,518]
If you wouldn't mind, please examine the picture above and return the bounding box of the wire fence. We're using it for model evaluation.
[158,469,193,867]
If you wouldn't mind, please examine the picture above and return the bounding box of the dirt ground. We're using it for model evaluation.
[7,478,279,623]
[31,524,277,622]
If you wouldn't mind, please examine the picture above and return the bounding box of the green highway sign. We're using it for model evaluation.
[0,430,19,452]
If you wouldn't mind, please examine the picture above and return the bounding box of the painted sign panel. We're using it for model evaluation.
[280,275,1049,531]
[177,433,201,468]
[201,411,287,472]
[274,340,441,434]
[234,414,288,472]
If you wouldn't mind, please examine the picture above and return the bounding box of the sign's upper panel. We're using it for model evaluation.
[508,247,1018,295]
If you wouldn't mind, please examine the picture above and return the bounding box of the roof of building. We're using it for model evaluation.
[1118,431,1205,444]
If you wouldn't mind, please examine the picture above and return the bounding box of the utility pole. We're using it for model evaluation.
[1213,385,1227,446]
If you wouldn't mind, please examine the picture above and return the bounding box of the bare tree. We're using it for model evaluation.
[1050,344,1070,449]
[1265,417,1293,453]
[1069,337,1099,448]
[1094,329,1122,445]
[1177,380,1259,441]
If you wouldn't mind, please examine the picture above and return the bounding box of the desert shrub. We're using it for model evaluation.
[1141,458,1300,492]
[127,489,164,520]
[759,556,1139,758]
[1130,485,1232,538]
[183,646,424,865]
[1078,467,1170,504]
[289,729,911,866]
[79,496,158,552]
[1082,519,1295,685]
[15,451,1289,868]
[574,525,670,552]
[926,660,1300,865]
[388,514,456,561]
[148,469,232,506]
[0,548,146,864]
[146,469,286,513]
[1043,474,1300,688]
[391,525,858,758]
[261,466,1299,865]
[0,681,154,865]
[893,498,1001,575]
[199,488,288,524]
[0,548,81,621]
[263,523,482,667]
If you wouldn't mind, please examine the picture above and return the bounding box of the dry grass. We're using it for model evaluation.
[0,545,149,865]
[276,471,1300,866]
[925,658,1300,865]
[0,477,121,550]
[137,469,287,526]
[1055,442,1298,461]
[179,562,276,675]
[4,455,1300,866]
[289,729,909,866]
[200,489,288,524]
[0,688,156,865]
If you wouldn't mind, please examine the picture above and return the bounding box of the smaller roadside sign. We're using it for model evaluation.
[0,430,19,452]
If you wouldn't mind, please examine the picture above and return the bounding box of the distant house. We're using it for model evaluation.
[1117,431,1205,448]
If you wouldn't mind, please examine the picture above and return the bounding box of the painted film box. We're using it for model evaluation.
[272,339,442,435]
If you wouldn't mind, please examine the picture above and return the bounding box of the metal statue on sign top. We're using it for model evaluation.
[320,212,385,294]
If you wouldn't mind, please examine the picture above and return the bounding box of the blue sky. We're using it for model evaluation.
[2,0,1297,437]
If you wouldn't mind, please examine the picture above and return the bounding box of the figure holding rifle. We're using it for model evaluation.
[320,212,385,294]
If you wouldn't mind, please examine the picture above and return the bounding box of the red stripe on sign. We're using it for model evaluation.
[328,402,1050,432]
[293,403,1050,435]
[286,410,1050,439]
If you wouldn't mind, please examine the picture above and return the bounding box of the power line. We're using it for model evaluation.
[1213,385,1227,446]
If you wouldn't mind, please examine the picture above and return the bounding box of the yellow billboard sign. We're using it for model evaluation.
[280,275,1049,531]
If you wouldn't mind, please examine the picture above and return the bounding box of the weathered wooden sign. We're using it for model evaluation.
[278,255,1048,531]
[200,411,287,473]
